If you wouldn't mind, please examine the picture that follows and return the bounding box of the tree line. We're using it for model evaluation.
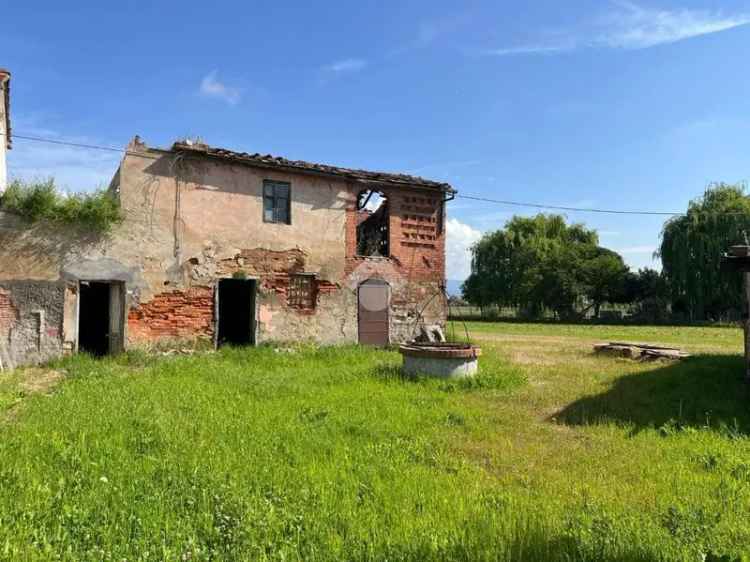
[461,183,749,322]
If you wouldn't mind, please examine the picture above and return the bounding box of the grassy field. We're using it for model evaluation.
[0,323,749,561]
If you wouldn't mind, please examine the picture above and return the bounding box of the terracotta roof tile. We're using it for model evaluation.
[171,141,454,192]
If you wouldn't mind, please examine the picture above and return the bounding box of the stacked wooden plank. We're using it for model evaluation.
[593,342,689,361]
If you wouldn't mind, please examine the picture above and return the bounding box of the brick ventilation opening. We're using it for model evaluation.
[400,196,439,249]
[288,274,316,310]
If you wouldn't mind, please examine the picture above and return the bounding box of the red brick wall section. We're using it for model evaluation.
[0,289,18,336]
[345,188,446,283]
[128,286,214,341]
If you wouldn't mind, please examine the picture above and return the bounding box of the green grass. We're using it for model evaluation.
[0,326,749,560]
[462,320,743,349]
[0,370,25,411]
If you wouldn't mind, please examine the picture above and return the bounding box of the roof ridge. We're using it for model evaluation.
[171,141,454,192]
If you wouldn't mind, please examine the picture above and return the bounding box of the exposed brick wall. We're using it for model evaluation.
[345,188,446,283]
[344,187,448,342]
[213,248,340,314]
[0,288,18,336]
[128,286,214,341]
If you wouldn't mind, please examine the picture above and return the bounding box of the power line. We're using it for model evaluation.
[12,133,125,153]
[3,130,749,218]
[455,194,682,216]
[0,131,161,161]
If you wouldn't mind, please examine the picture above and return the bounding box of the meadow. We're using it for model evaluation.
[0,322,748,561]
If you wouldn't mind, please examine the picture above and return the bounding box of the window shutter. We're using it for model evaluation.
[262,180,291,224]
[263,194,275,222]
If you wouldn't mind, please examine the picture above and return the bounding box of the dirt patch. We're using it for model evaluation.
[477,335,590,368]
[473,333,589,345]
[18,368,65,395]
[474,331,733,355]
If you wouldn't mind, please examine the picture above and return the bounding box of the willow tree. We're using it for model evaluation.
[658,183,750,320]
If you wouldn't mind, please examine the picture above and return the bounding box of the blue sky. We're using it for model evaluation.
[3,1,750,283]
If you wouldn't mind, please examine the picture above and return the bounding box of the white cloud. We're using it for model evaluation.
[323,58,367,73]
[199,71,241,105]
[446,218,483,281]
[597,1,750,49]
[482,45,572,56]
[483,2,750,56]
[7,118,121,191]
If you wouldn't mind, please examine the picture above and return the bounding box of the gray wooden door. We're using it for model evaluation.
[108,282,125,355]
[358,279,390,346]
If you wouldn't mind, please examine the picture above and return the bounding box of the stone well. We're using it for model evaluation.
[399,342,481,378]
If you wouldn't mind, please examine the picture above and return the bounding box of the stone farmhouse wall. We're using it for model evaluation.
[0,140,449,367]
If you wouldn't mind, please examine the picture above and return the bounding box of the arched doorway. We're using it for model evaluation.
[358,278,390,346]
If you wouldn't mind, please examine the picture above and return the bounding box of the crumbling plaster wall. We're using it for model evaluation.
[0,281,65,369]
[114,145,357,345]
[0,142,449,357]
[0,211,142,366]
[113,146,447,346]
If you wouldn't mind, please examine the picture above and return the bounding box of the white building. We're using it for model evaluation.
[0,69,10,193]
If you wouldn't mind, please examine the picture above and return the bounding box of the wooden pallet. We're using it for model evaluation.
[593,342,690,361]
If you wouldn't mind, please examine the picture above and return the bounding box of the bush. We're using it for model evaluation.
[0,179,122,233]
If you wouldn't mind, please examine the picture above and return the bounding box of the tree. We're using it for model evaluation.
[579,247,630,318]
[623,268,670,322]
[623,268,667,303]
[461,230,513,312]
[462,214,628,319]
[658,183,750,321]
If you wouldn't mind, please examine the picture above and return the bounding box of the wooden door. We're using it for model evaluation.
[358,279,390,346]
[108,282,125,355]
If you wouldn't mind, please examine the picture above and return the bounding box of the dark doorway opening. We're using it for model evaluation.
[217,279,256,347]
[78,282,111,356]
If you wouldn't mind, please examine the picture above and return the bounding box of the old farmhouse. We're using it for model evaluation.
[0,137,454,368]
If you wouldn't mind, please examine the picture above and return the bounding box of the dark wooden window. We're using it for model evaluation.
[263,180,291,224]
[288,274,316,309]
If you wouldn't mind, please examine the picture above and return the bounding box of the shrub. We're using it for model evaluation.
[0,179,122,233]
